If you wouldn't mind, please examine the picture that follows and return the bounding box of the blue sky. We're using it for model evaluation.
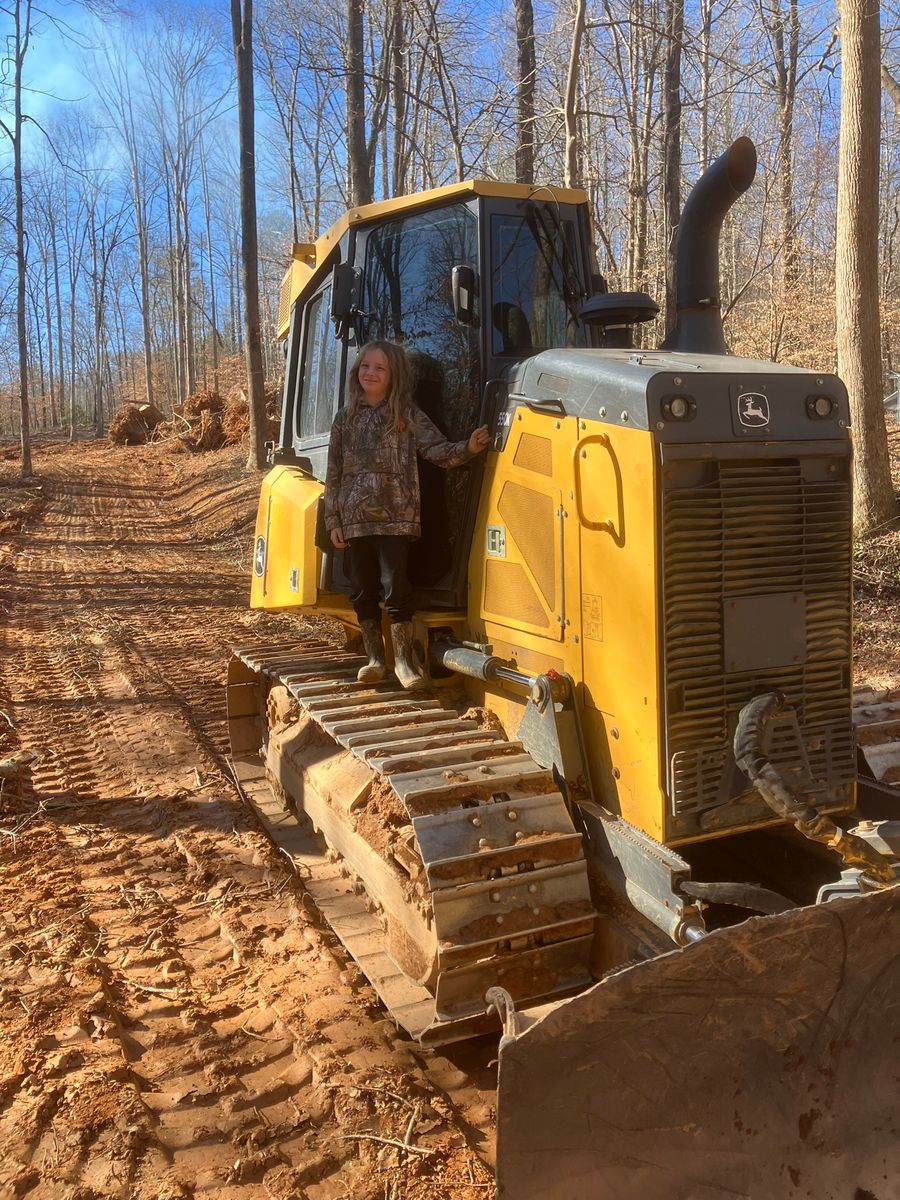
[2,0,228,163]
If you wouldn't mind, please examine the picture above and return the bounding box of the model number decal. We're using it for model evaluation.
[486,525,506,558]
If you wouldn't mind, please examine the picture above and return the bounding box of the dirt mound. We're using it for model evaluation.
[108,402,164,446]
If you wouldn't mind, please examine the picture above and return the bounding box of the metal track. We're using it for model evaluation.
[227,638,595,1045]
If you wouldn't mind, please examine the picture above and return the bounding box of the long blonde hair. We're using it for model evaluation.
[346,340,411,430]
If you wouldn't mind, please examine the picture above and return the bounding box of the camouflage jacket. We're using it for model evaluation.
[323,401,474,539]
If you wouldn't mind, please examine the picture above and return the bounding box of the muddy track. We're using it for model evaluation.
[0,444,496,1200]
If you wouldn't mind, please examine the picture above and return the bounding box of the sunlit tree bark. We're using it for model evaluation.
[232,0,268,469]
[835,0,895,532]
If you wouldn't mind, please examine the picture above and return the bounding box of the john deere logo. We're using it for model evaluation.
[737,392,770,427]
[254,535,266,576]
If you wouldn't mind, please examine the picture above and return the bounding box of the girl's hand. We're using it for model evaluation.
[468,426,491,454]
[330,527,348,549]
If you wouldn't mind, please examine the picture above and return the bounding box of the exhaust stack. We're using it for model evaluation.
[661,137,757,355]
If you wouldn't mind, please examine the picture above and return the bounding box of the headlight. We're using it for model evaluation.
[807,394,835,419]
[662,395,695,421]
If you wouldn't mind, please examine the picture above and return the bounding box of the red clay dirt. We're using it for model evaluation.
[0,441,496,1200]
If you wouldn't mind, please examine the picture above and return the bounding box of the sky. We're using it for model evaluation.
[1,0,231,165]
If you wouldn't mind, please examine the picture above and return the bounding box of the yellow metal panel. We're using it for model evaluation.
[468,410,665,844]
[497,481,556,606]
[513,432,553,476]
[249,467,322,610]
[484,560,549,628]
[471,409,568,643]
[574,421,664,841]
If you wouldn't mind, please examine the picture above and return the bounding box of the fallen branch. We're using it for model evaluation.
[239,1024,292,1043]
[402,1101,422,1147]
[127,982,184,997]
[335,1132,436,1157]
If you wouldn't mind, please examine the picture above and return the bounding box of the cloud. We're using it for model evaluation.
[1,1,98,160]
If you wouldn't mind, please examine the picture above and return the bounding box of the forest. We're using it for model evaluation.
[0,0,898,451]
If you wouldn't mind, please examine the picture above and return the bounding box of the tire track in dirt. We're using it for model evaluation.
[0,443,496,1200]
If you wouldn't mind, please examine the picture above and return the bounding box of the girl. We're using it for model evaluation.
[323,340,490,689]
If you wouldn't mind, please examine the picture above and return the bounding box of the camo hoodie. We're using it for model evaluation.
[323,401,474,539]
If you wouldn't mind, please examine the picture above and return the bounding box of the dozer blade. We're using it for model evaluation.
[495,885,900,1200]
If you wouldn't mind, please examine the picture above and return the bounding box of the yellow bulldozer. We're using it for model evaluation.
[227,138,900,1198]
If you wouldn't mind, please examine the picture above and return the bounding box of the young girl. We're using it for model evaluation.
[323,340,490,689]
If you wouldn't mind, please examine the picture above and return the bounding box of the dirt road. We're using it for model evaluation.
[0,442,496,1200]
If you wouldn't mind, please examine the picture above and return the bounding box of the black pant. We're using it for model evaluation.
[347,535,414,624]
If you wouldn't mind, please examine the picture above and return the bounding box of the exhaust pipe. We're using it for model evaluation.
[660,137,757,355]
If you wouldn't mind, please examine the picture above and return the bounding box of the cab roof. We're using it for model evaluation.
[277,178,589,338]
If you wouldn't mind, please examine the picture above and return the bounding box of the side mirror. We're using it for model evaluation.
[331,262,361,323]
[452,265,478,325]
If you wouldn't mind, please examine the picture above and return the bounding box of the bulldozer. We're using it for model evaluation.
[227,137,900,1198]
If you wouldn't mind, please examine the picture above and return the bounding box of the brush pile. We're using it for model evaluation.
[109,384,281,453]
[107,403,165,445]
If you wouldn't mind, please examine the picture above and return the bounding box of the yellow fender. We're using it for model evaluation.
[250,467,322,610]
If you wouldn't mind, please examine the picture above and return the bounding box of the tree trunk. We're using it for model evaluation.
[9,0,33,475]
[29,286,46,429]
[51,224,65,428]
[698,0,713,168]
[514,0,536,184]
[232,0,268,470]
[346,0,372,205]
[390,0,406,194]
[180,182,196,397]
[662,0,684,335]
[766,0,799,290]
[41,246,57,427]
[836,0,895,532]
[564,0,586,189]
[200,152,220,390]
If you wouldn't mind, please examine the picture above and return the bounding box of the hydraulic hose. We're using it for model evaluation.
[733,692,896,888]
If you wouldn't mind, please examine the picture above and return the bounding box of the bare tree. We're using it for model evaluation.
[564,0,586,188]
[232,0,268,470]
[836,0,895,532]
[662,0,684,332]
[0,0,34,475]
[96,34,158,411]
[514,0,536,183]
[346,0,373,204]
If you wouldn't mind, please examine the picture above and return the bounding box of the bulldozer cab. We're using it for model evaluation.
[274,183,596,607]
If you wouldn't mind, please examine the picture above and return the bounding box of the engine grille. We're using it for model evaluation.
[661,453,855,838]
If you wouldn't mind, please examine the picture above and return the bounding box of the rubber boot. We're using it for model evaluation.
[390,621,427,690]
[357,619,386,683]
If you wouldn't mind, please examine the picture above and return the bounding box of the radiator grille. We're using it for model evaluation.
[662,456,854,836]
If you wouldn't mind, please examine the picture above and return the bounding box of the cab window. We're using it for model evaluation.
[297,283,339,440]
[360,204,479,440]
[490,211,581,355]
[360,203,481,587]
